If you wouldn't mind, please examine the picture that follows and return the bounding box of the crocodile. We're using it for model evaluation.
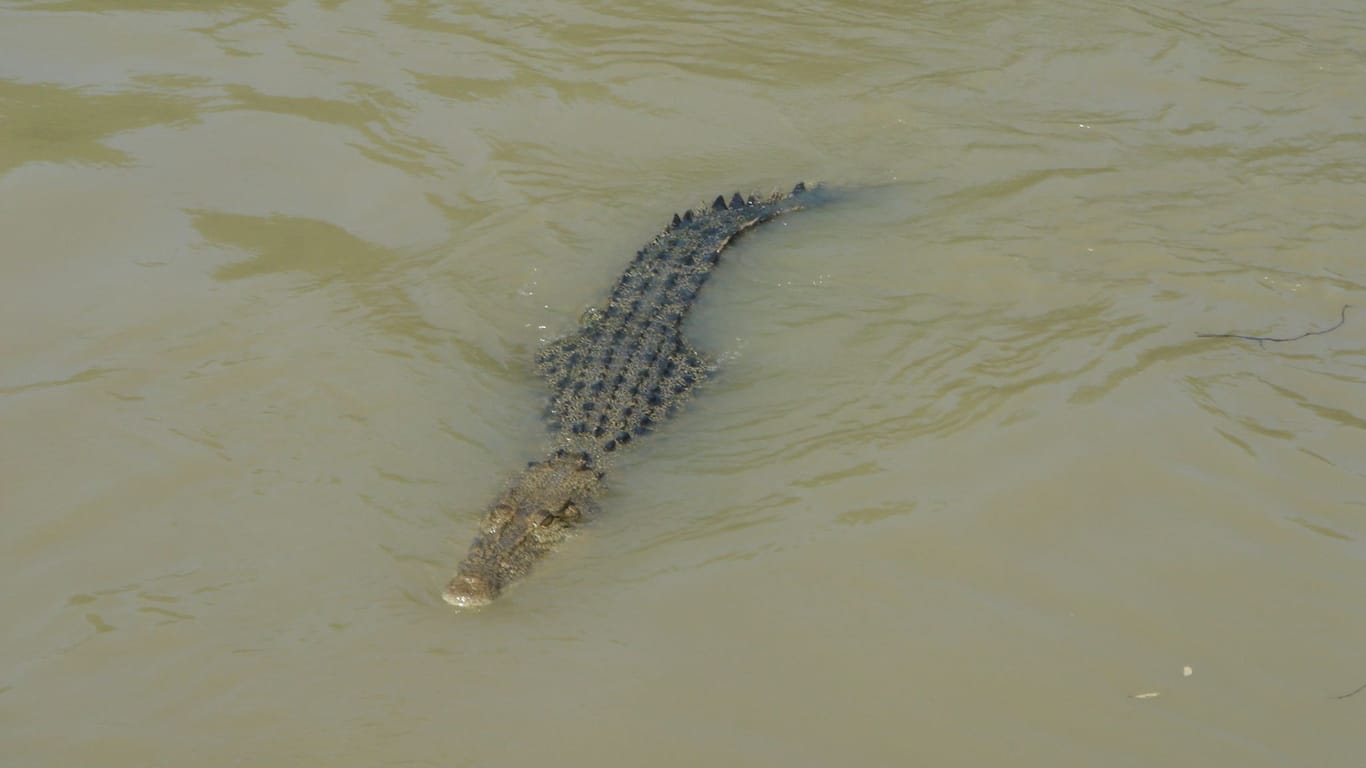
[444,182,822,609]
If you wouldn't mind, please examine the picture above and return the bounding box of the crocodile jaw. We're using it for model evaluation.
[444,455,598,609]
[443,505,576,610]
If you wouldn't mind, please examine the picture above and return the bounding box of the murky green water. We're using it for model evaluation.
[3,1,1364,765]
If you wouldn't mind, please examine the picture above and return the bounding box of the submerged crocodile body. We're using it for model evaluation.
[444,183,820,608]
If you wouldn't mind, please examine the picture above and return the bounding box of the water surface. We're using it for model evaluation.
[3,1,1364,765]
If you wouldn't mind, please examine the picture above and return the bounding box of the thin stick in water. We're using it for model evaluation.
[1336,681,1366,700]
[1197,305,1350,344]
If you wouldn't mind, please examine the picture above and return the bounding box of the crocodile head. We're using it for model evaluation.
[443,454,601,609]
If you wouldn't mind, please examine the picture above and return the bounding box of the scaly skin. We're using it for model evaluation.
[444,183,819,608]
[443,453,602,608]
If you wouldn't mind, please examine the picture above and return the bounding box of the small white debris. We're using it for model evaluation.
[1183,666,1193,677]
[1132,692,1160,699]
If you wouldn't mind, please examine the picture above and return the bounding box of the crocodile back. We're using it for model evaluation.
[535,184,817,465]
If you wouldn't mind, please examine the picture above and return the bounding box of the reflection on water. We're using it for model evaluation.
[0,79,203,173]
[2,1,1364,766]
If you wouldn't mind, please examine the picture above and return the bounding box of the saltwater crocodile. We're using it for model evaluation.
[444,182,821,609]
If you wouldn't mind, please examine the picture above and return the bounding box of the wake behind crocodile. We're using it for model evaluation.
[445,183,825,608]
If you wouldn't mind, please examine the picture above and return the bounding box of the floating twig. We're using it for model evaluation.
[1197,305,1350,344]
[1336,682,1366,700]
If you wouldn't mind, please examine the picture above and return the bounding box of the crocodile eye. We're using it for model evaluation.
[529,519,558,543]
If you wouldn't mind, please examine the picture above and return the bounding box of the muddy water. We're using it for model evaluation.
[3,1,1364,765]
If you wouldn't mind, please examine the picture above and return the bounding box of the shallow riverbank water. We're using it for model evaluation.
[3,1,1364,765]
